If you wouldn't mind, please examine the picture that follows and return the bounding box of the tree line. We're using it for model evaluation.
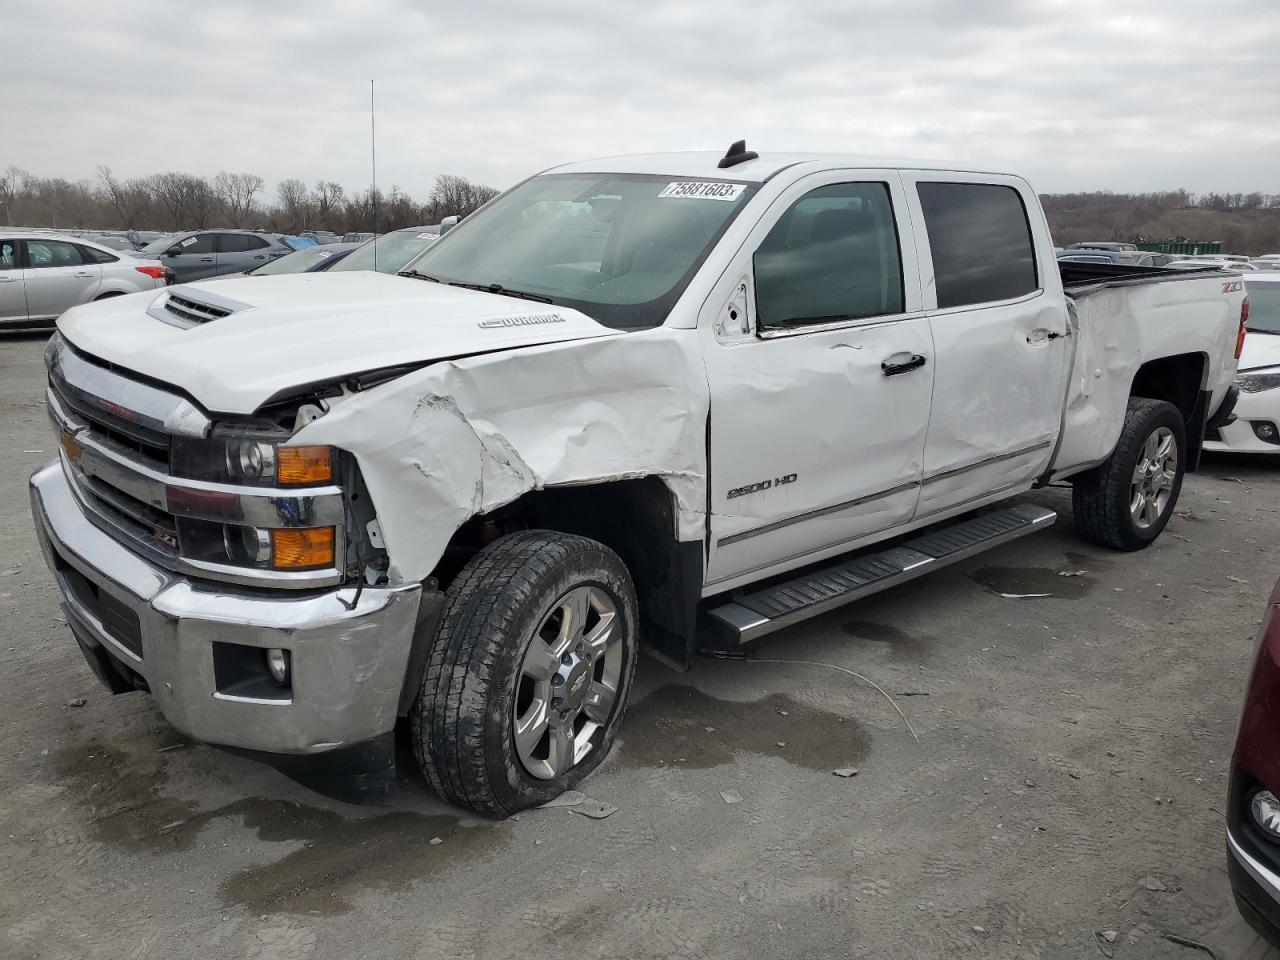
[0,166,500,234]
[1040,190,1280,254]
[3,165,1279,254]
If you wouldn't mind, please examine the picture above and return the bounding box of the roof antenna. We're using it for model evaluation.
[718,139,759,169]
[370,79,378,272]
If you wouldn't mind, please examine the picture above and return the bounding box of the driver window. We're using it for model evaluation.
[754,182,904,331]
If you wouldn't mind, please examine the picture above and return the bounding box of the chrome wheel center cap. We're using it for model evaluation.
[552,653,592,714]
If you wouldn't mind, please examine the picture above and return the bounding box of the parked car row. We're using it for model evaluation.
[0,232,166,329]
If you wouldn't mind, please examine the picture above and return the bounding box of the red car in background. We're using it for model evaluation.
[1229,578,1280,944]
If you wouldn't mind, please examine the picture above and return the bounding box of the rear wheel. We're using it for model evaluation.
[1071,397,1186,551]
[410,530,638,817]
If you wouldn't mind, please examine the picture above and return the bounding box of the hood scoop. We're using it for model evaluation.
[148,288,250,329]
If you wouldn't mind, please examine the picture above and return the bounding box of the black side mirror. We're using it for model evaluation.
[166,247,183,258]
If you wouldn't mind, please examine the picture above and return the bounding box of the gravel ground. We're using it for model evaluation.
[2,331,1279,960]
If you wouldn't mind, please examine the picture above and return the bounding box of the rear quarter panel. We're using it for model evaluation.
[1052,273,1243,474]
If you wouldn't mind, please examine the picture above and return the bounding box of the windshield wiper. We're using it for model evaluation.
[448,281,554,304]
[398,269,442,282]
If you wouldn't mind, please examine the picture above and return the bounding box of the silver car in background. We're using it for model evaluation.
[0,232,167,330]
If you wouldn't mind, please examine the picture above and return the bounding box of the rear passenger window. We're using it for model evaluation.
[754,182,904,331]
[0,240,16,270]
[25,240,84,268]
[916,182,1038,309]
[243,234,271,250]
[217,234,254,253]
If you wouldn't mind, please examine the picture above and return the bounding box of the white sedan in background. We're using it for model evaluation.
[0,232,167,331]
[1205,272,1280,454]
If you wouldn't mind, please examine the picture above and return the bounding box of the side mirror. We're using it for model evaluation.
[166,247,183,258]
[440,215,459,234]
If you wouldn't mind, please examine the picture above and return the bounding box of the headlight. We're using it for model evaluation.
[1235,369,1280,394]
[173,434,334,486]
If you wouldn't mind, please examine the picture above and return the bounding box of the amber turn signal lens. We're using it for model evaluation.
[276,445,333,485]
[271,527,335,570]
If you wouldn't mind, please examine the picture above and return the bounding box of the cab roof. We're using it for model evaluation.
[544,151,1011,183]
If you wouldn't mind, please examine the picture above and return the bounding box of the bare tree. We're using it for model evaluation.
[213,171,264,227]
[96,166,153,228]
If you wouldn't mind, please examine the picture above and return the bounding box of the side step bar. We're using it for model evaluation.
[706,502,1057,645]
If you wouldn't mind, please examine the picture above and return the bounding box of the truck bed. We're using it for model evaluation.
[1059,260,1231,292]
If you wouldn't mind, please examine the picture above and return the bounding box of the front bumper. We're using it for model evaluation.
[1229,828,1280,948]
[30,461,422,755]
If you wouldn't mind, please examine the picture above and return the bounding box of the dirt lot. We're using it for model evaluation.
[2,332,1279,960]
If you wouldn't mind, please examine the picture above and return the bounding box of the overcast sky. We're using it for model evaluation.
[5,0,1278,199]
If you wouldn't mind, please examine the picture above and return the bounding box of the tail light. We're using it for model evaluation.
[1237,297,1250,360]
[135,265,166,280]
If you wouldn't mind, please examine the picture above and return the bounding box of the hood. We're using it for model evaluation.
[1240,330,1280,371]
[57,271,621,414]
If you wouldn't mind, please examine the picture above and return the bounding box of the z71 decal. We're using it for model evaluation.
[1223,280,1243,293]
[727,473,798,500]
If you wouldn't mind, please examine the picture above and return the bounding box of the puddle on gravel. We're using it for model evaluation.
[618,685,869,771]
[840,620,932,661]
[54,741,508,915]
[969,565,1094,599]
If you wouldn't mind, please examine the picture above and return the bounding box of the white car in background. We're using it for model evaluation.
[1205,273,1280,454]
[0,232,167,331]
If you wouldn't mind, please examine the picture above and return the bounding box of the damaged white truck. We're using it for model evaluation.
[32,143,1246,816]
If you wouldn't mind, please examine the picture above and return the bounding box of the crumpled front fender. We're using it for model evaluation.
[294,328,709,583]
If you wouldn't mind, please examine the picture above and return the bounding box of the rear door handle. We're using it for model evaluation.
[252,255,265,260]
[882,353,928,377]
[0,276,16,283]
[200,257,214,262]
[75,271,94,278]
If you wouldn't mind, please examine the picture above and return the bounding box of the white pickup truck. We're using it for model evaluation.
[31,143,1246,816]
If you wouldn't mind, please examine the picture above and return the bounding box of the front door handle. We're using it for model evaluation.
[75,271,94,278]
[200,257,214,262]
[252,255,265,260]
[882,353,928,377]
[0,276,16,283]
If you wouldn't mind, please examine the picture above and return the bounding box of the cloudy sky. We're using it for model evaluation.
[6,0,1279,199]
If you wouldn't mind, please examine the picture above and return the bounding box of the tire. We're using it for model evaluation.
[1071,397,1186,551]
[410,530,639,818]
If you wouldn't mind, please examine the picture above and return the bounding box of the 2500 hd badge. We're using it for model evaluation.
[727,473,798,499]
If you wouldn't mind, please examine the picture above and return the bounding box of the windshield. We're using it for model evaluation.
[250,246,338,276]
[1246,283,1280,334]
[408,173,758,329]
[331,230,438,274]
[139,232,182,254]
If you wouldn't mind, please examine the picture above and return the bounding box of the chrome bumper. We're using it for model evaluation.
[30,461,422,755]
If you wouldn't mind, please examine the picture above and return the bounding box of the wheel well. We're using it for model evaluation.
[1129,352,1210,469]
[93,291,126,301]
[1129,353,1206,422]
[433,477,702,669]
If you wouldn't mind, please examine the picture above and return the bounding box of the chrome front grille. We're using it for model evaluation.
[46,336,346,589]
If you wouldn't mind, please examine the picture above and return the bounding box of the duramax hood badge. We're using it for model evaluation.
[478,313,566,329]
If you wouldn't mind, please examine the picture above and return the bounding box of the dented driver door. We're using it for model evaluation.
[701,170,934,591]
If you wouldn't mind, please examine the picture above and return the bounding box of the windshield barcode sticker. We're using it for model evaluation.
[658,181,746,202]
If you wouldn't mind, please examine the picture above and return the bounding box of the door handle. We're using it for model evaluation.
[200,257,214,262]
[75,271,94,278]
[252,255,265,260]
[0,276,15,283]
[881,354,928,377]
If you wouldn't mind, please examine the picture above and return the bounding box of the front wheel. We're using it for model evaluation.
[1071,397,1186,551]
[410,530,638,818]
